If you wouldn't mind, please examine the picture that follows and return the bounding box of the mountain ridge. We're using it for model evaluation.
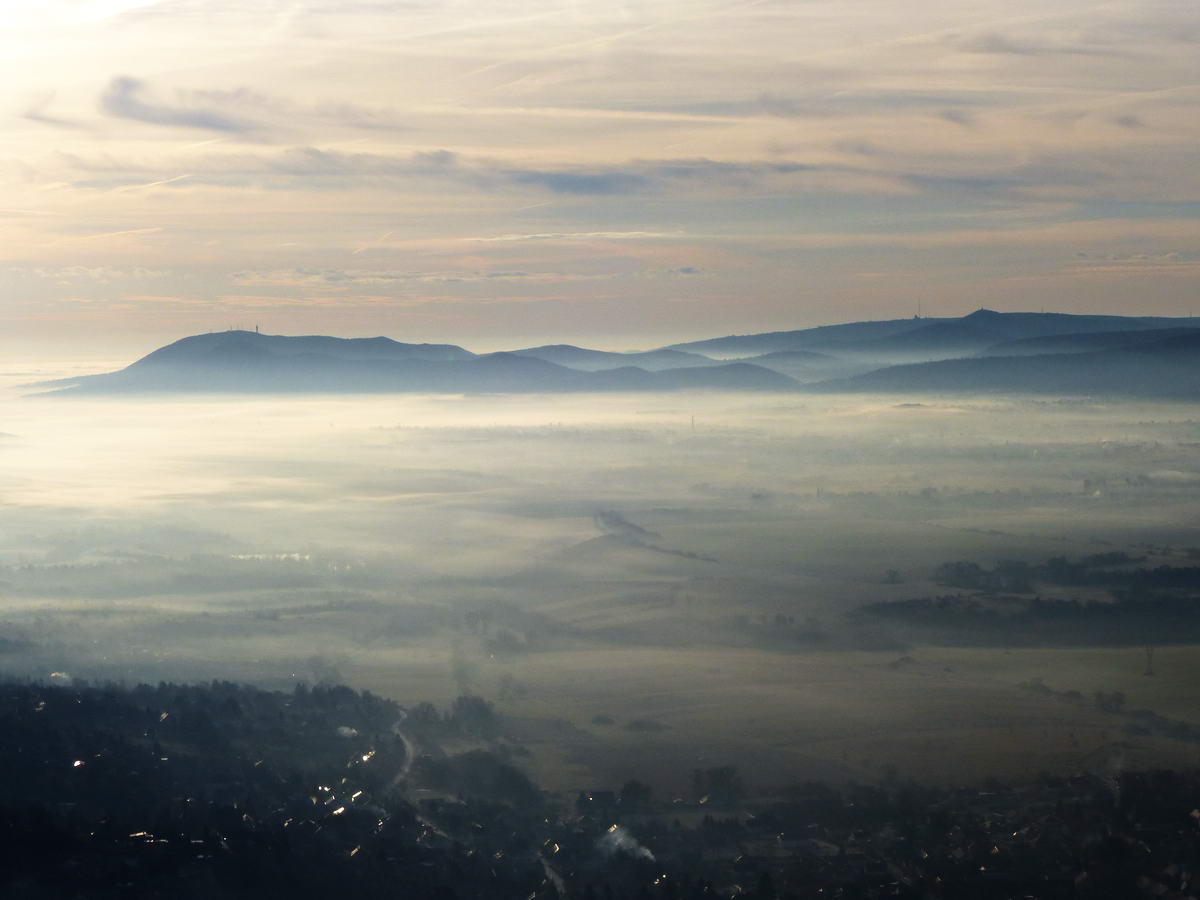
[807,332,1200,398]
[33,309,1200,397]
[668,309,1194,359]
[43,331,796,395]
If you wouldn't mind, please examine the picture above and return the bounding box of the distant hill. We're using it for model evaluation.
[649,362,798,391]
[806,332,1200,398]
[44,331,796,394]
[808,320,1006,362]
[670,309,1192,359]
[735,349,874,383]
[511,344,716,371]
[34,310,1200,397]
[743,349,837,363]
[978,326,1200,358]
[667,318,937,357]
[136,330,477,364]
[951,308,1185,340]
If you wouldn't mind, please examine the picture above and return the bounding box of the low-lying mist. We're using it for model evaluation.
[5,364,1200,791]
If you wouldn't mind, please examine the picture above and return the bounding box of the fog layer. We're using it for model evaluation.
[5,366,1200,790]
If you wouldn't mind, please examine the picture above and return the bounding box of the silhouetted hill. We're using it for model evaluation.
[806,332,1200,398]
[666,318,937,357]
[810,320,1007,362]
[955,308,1184,340]
[139,330,476,364]
[978,326,1200,357]
[511,344,716,371]
[43,331,796,394]
[668,309,1191,359]
[735,350,873,383]
[651,362,800,390]
[36,313,1200,396]
[743,349,837,363]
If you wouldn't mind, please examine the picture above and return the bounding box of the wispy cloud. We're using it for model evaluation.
[100,76,258,134]
[25,265,167,282]
[60,147,845,196]
[956,31,1126,58]
[468,231,681,243]
[504,170,648,195]
[97,77,410,139]
[75,226,163,241]
[113,174,192,192]
[230,268,615,286]
[23,93,79,128]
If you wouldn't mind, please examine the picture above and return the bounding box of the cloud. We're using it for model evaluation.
[754,89,1006,121]
[495,158,818,195]
[469,231,679,243]
[113,174,193,192]
[183,86,410,133]
[957,32,1123,58]
[214,291,591,309]
[97,78,409,138]
[100,76,259,133]
[310,101,409,132]
[756,93,817,119]
[23,94,79,129]
[73,226,163,241]
[59,146,846,197]
[266,147,458,177]
[834,139,880,157]
[939,109,975,127]
[28,266,167,283]
[504,169,648,195]
[230,268,613,286]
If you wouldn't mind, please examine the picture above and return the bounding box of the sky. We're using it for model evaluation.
[2,0,1198,356]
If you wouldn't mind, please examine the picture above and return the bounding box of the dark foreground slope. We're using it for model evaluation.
[0,679,546,900]
[807,332,1200,398]
[45,331,795,394]
[11,680,1200,899]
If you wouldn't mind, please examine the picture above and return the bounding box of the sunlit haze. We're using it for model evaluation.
[3,0,1199,356]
